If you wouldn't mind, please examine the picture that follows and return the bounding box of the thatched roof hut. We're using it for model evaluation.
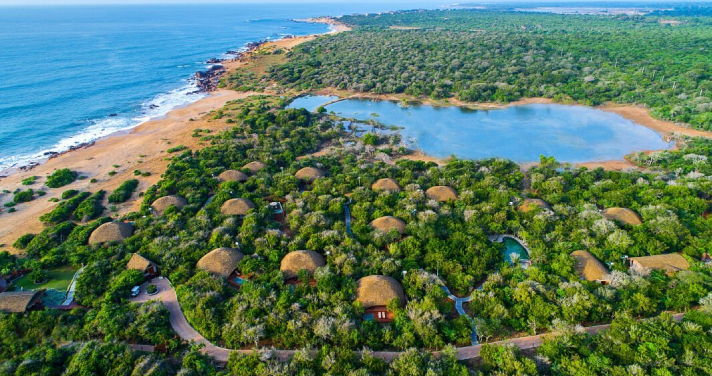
[570,250,610,283]
[196,247,245,278]
[218,170,249,183]
[220,198,255,216]
[602,207,643,226]
[88,222,134,245]
[629,254,690,276]
[372,178,402,193]
[356,275,406,309]
[242,161,267,174]
[127,253,156,272]
[425,186,458,202]
[518,198,552,213]
[370,216,406,234]
[280,250,326,280]
[0,290,44,313]
[295,167,325,182]
[151,195,187,215]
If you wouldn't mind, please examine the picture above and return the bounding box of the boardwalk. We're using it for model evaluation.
[131,278,686,363]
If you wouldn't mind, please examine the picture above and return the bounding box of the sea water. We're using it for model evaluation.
[291,97,673,163]
[0,3,433,171]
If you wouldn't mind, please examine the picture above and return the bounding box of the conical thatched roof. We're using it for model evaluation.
[518,198,552,213]
[570,250,610,282]
[425,186,458,202]
[127,253,156,272]
[630,254,690,275]
[196,247,245,278]
[370,216,406,234]
[295,167,325,182]
[220,198,255,216]
[218,170,249,183]
[242,161,267,174]
[88,222,134,245]
[372,178,402,193]
[602,207,642,226]
[356,275,405,309]
[151,195,187,215]
[0,291,44,313]
[280,250,326,280]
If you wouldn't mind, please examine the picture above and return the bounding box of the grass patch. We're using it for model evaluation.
[12,265,78,291]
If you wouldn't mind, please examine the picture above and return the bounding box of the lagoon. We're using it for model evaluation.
[289,96,672,163]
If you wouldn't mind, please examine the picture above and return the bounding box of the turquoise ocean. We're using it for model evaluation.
[0,3,434,171]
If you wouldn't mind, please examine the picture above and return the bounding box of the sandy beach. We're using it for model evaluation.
[0,18,349,253]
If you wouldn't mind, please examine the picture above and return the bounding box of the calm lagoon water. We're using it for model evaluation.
[290,96,673,163]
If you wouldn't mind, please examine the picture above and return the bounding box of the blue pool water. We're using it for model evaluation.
[291,96,673,163]
[502,238,529,264]
[0,3,435,170]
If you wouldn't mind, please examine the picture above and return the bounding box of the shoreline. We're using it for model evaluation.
[0,17,349,178]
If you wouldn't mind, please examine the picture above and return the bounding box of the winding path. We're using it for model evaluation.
[343,199,353,237]
[440,285,478,345]
[131,278,686,363]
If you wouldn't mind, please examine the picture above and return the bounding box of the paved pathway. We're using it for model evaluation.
[343,199,353,237]
[440,285,478,345]
[61,266,84,306]
[131,278,686,363]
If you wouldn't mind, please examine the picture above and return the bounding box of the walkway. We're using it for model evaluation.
[61,266,84,306]
[343,199,353,237]
[131,278,686,363]
[440,285,478,345]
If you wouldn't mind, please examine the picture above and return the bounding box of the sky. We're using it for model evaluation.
[0,0,701,5]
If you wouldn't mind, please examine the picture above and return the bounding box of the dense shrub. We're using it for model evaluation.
[46,168,78,188]
[108,180,139,203]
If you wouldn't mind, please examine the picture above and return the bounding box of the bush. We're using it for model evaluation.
[46,168,78,188]
[73,190,106,221]
[167,145,188,153]
[147,284,158,294]
[28,269,48,284]
[108,180,139,203]
[39,192,90,224]
[13,189,34,203]
[13,233,35,249]
[21,176,37,185]
[62,190,79,199]
[363,133,378,145]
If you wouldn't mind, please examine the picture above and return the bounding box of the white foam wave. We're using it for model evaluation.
[0,81,205,172]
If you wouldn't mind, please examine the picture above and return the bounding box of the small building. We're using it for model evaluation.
[151,195,187,215]
[218,170,249,183]
[269,202,285,223]
[602,207,643,226]
[425,186,458,202]
[701,252,711,264]
[127,253,159,279]
[197,248,245,286]
[370,216,406,235]
[280,250,325,285]
[242,161,267,174]
[356,275,405,323]
[628,253,690,276]
[518,198,552,213]
[372,178,402,193]
[295,167,325,183]
[570,250,610,284]
[220,198,255,216]
[88,222,134,246]
[0,290,44,313]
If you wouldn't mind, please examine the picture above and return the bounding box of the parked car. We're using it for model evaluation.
[131,286,141,297]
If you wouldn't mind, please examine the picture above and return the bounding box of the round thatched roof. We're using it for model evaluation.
[372,178,402,193]
[370,216,406,234]
[88,222,134,245]
[218,170,249,183]
[570,250,610,282]
[356,275,406,309]
[196,247,245,278]
[280,250,326,280]
[518,198,552,213]
[242,161,267,174]
[295,167,325,182]
[425,186,458,202]
[151,195,187,215]
[220,198,255,216]
[602,207,642,226]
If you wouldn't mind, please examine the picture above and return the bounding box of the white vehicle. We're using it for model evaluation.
[131,286,141,297]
